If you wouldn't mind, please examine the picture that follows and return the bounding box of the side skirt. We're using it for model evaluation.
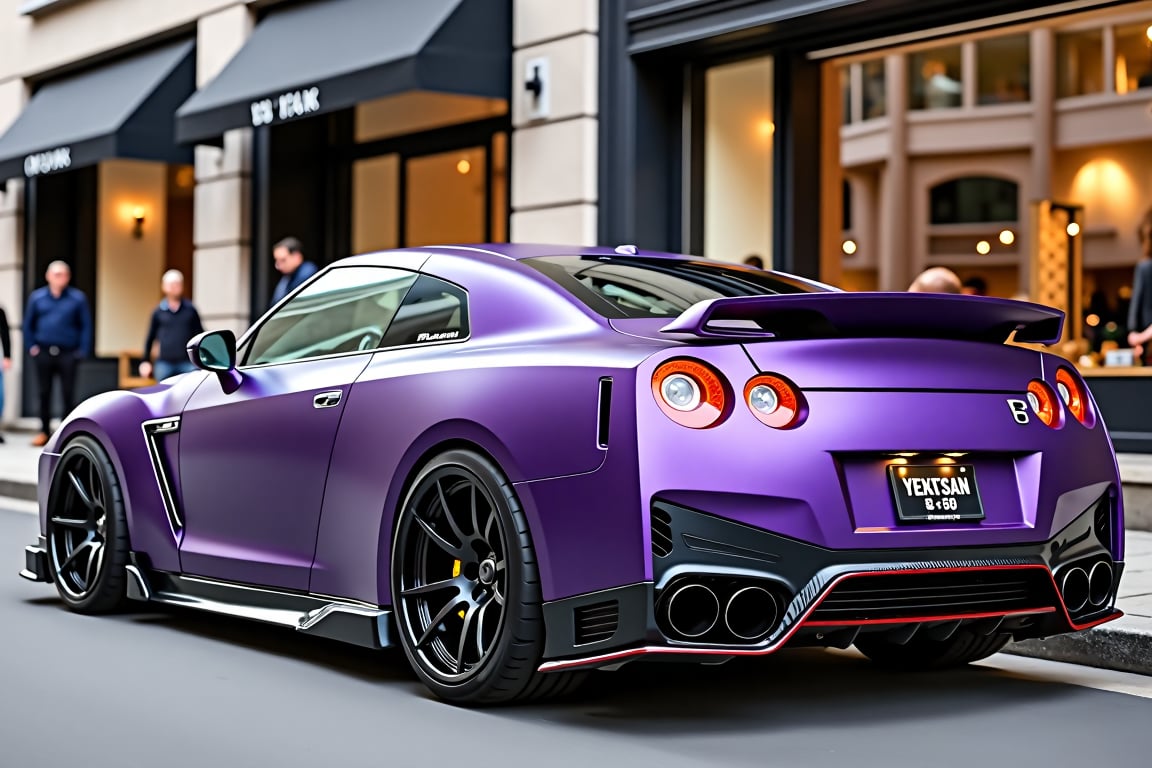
[125,560,393,650]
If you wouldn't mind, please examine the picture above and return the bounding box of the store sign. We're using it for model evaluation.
[24,147,72,177]
[250,86,321,127]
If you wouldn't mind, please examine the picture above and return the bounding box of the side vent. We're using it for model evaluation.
[651,507,673,558]
[596,377,613,448]
[1093,495,1113,556]
[574,600,619,645]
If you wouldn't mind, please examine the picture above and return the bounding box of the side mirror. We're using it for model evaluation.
[187,330,242,393]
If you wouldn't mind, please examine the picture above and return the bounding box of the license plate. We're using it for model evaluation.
[887,464,984,524]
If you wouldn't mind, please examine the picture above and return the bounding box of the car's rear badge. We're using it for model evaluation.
[1007,398,1030,424]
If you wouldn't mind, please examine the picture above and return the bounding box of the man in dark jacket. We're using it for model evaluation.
[270,236,318,307]
[0,305,11,443]
[140,269,204,381]
[24,260,92,446]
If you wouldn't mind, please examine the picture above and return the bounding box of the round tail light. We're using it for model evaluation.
[652,359,729,428]
[1055,366,1091,425]
[1027,379,1061,428]
[744,374,806,429]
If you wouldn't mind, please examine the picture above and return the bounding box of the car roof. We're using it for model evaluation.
[381,243,688,261]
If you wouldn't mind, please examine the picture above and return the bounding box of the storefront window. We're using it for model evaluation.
[861,59,887,119]
[406,147,488,247]
[977,34,1031,104]
[352,154,400,253]
[1113,22,1152,94]
[908,46,963,110]
[703,55,774,263]
[929,177,1019,225]
[1056,28,1105,97]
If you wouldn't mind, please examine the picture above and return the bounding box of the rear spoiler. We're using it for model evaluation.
[659,292,1064,345]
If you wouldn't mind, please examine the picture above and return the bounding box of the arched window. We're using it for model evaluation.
[929,177,1019,225]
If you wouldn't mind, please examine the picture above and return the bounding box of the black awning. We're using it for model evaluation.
[175,0,510,145]
[0,40,195,181]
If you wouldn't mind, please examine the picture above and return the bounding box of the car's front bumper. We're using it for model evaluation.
[539,495,1123,672]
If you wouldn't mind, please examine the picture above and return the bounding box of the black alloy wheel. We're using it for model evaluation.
[391,450,585,705]
[46,436,130,613]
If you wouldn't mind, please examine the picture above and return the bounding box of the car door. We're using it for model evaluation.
[177,266,419,591]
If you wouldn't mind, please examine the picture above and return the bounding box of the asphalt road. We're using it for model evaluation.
[2,505,1150,768]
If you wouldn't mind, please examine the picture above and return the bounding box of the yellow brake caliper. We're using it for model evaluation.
[453,559,465,618]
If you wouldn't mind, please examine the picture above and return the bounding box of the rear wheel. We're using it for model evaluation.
[391,450,585,705]
[45,436,130,613]
[854,628,1011,670]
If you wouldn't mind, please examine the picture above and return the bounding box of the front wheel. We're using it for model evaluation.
[45,436,130,613]
[390,450,585,705]
[854,628,1011,670]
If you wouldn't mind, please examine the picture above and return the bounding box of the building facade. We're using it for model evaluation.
[0,0,1141,427]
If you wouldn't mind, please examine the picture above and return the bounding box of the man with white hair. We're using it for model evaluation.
[140,269,203,381]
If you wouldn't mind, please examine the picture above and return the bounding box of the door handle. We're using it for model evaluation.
[313,390,342,409]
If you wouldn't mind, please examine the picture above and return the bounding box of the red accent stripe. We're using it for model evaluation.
[538,563,1123,673]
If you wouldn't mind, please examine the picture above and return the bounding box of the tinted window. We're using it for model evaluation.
[244,267,418,366]
[523,255,830,319]
[381,274,469,347]
[930,177,1019,225]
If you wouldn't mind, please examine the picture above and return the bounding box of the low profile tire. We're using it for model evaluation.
[391,450,585,706]
[45,436,130,613]
[854,628,1011,670]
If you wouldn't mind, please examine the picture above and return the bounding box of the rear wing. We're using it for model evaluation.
[659,292,1064,345]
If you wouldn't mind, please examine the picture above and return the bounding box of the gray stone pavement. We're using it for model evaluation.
[2,423,1150,676]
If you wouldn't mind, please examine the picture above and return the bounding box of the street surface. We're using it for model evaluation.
[1,505,1149,767]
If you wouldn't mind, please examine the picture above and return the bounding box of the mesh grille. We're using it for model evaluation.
[574,600,619,645]
[809,569,1052,623]
[1093,497,1113,557]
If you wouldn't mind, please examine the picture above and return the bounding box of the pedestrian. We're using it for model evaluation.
[1127,207,1152,362]
[908,266,962,293]
[0,304,11,444]
[743,254,765,269]
[270,236,319,306]
[139,269,204,381]
[24,260,92,447]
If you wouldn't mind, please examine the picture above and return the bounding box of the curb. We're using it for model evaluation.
[0,479,36,502]
[1006,619,1152,676]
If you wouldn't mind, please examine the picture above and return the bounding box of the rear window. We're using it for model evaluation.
[522,255,832,319]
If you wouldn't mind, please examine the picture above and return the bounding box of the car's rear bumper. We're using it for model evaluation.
[539,496,1123,672]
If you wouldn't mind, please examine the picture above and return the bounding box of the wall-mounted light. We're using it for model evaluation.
[1066,222,1081,237]
[841,238,858,255]
[132,207,145,238]
[976,239,991,255]
[999,229,1015,246]
[456,159,471,175]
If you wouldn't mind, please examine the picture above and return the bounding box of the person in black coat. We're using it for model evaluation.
[1128,208,1152,362]
[0,306,11,443]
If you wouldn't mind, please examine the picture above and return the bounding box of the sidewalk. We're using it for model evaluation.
[1,429,1149,676]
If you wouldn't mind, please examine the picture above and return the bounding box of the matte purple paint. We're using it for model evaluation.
[32,244,1123,610]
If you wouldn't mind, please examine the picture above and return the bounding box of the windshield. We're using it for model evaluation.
[522,255,833,319]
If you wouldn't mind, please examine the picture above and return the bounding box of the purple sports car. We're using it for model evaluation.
[20,244,1123,705]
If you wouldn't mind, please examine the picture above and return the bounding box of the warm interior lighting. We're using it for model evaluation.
[1086,313,1101,327]
[1117,55,1129,94]
[976,240,991,255]
[1066,222,1081,237]
[456,159,471,175]
[756,118,775,140]
[1146,24,1152,43]
[842,239,858,255]
[998,229,1015,246]
[131,207,146,239]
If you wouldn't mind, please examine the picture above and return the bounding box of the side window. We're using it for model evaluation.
[380,274,469,348]
[244,267,418,366]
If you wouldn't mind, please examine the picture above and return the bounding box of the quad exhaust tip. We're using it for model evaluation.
[665,583,720,639]
[724,586,779,641]
[1088,560,1114,607]
[1060,566,1090,614]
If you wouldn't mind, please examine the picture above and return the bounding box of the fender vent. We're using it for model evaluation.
[574,600,619,645]
[651,508,673,558]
